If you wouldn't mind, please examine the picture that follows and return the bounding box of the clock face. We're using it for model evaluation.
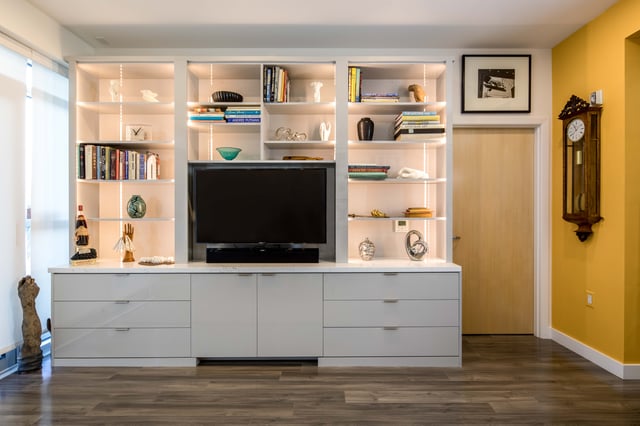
[567,118,586,142]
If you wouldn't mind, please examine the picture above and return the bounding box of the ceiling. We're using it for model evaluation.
[27,0,618,50]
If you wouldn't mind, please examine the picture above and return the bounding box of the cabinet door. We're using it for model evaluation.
[191,274,257,357]
[257,273,323,357]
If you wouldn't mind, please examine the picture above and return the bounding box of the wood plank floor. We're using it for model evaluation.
[1,335,639,425]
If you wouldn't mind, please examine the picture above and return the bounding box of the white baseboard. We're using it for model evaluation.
[552,329,640,380]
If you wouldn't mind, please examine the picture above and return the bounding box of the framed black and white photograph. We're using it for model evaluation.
[461,54,531,113]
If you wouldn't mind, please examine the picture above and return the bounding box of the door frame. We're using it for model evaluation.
[453,119,551,338]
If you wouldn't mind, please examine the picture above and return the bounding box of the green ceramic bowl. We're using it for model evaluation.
[216,146,242,160]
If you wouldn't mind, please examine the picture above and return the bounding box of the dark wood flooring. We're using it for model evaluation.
[1,335,639,425]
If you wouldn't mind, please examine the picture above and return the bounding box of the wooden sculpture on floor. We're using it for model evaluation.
[17,275,43,373]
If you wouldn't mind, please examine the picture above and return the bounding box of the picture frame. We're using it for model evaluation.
[461,54,531,113]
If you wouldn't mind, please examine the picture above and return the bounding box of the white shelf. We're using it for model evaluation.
[188,121,261,132]
[349,101,446,114]
[263,102,335,114]
[349,177,446,184]
[87,217,175,222]
[77,101,174,114]
[77,140,174,149]
[77,179,174,184]
[348,216,446,222]
[264,140,335,149]
[349,139,445,148]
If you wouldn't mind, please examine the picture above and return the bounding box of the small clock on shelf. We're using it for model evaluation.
[558,95,602,242]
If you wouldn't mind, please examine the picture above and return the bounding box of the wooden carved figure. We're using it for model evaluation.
[17,275,43,372]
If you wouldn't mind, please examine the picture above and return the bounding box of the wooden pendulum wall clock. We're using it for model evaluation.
[558,95,603,242]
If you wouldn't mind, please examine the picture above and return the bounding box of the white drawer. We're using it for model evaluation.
[323,327,459,357]
[54,301,190,328]
[53,274,190,301]
[324,300,458,327]
[53,328,190,358]
[324,273,459,300]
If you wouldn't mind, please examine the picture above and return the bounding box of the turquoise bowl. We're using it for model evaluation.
[216,146,242,160]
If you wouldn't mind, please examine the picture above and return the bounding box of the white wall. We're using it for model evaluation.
[0,0,93,63]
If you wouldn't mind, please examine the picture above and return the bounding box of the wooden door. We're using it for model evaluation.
[453,128,534,334]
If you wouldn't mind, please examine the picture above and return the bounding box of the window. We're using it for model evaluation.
[0,40,68,354]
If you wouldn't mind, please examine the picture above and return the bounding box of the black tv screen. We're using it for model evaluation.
[193,167,327,244]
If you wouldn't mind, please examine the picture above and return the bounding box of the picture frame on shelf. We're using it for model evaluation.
[461,54,531,113]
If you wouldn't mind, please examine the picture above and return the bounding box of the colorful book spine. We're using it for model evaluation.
[225,117,261,123]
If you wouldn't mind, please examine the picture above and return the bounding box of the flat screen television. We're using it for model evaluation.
[192,166,328,254]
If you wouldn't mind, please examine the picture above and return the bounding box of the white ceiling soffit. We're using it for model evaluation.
[26,0,619,49]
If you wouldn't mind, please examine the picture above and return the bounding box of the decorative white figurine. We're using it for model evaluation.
[109,80,120,101]
[320,122,331,141]
[141,89,159,102]
[310,81,323,102]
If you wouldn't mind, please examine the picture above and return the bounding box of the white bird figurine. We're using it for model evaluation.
[141,89,159,102]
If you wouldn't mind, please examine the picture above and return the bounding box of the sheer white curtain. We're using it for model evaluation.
[0,39,68,355]
[28,61,69,329]
[0,44,27,353]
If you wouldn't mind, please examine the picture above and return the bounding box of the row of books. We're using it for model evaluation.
[263,65,290,103]
[78,144,160,181]
[348,66,401,103]
[348,164,390,180]
[394,111,445,141]
[348,66,362,102]
[189,106,262,123]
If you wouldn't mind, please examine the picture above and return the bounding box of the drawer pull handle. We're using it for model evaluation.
[238,273,253,277]
[383,272,398,276]
[115,328,130,332]
[383,299,398,303]
[114,274,131,277]
[115,300,130,304]
[261,273,276,277]
[383,326,399,330]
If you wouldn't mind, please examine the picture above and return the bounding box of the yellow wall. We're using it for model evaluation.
[552,0,640,363]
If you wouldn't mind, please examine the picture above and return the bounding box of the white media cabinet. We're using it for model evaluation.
[50,261,461,367]
[57,55,461,367]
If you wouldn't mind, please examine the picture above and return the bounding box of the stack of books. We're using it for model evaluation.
[263,65,290,103]
[361,92,400,103]
[348,164,390,180]
[394,111,445,141]
[224,106,261,123]
[188,110,225,121]
[404,207,433,218]
[348,66,362,102]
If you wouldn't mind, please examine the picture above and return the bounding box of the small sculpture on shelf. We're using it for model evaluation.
[17,275,43,373]
[408,84,426,102]
[358,237,376,261]
[114,223,136,263]
[109,79,120,102]
[275,127,307,141]
[320,122,331,141]
[70,204,97,265]
[140,89,159,102]
[310,81,323,102]
[405,230,428,261]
